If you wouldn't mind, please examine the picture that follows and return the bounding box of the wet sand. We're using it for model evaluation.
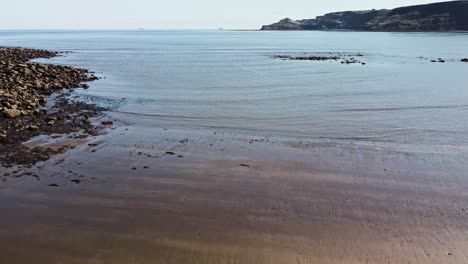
[1,126,468,263]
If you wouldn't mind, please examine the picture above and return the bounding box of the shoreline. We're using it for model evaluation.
[0,47,108,167]
[258,29,468,33]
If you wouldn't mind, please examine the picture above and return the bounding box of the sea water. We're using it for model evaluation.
[1,30,468,151]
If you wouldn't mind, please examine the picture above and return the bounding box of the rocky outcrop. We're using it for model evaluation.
[0,47,105,166]
[261,1,468,31]
[0,47,97,119]
[273,54,366,65]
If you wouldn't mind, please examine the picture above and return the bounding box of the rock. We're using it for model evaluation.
[46,117,57,125]
[274,54,364,65]
[34,79,43,88]
[3,109,22,118]
[101,121,113,125]
[274,55,340,61]
[462,58,468,62]
[24,68,32,75]
[262,18,303,30]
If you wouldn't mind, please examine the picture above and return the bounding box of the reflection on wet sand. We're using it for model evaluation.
[1,127,468,264]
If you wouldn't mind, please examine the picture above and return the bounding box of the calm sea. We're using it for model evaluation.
[1,30,468,151]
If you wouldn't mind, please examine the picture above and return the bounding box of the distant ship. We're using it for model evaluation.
[138,28,145,31]
[218,28,224,30]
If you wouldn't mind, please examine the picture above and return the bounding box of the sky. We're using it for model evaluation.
[0,0,442,29]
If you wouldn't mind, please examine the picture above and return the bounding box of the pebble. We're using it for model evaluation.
[0,47,98,120]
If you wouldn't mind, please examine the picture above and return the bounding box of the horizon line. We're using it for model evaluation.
[0,28,260,31]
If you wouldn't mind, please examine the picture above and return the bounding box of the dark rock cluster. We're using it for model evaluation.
[274,55,341,61]
[0,47,98,119]
[0,47,104,166]
[0,94,104,166]
[261,1,468,31]
[274,54,366,65]
[431,58,446,63]
[462,58,468,62]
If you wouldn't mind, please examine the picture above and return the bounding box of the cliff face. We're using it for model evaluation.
[261,1,468,31]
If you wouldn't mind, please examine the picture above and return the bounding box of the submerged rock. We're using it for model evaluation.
[101,121,114,125]
[274,54,365,65]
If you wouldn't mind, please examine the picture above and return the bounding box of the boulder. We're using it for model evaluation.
[3,108,22,118]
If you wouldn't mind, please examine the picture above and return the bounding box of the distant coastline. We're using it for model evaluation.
[261,1,468,32]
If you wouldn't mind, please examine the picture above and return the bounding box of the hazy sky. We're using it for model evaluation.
[0,0,442,29]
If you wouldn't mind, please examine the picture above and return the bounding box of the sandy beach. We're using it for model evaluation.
[1,124,468,263]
